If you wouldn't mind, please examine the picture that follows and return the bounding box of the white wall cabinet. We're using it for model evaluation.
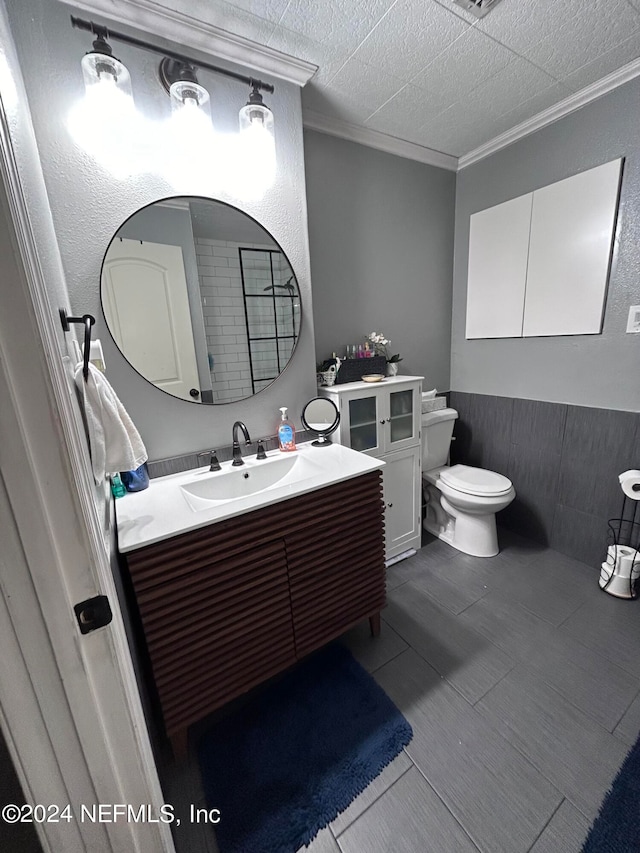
[465,193,533,339]
[320,375,423,561]
[466,158,622,340]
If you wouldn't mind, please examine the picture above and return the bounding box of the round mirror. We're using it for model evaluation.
[100,197,301,405]
[301,397,340,446]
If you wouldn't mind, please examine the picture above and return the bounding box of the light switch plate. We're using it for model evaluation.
[626,305,640,333]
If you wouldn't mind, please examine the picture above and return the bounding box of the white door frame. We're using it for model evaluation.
[0,8,173,852]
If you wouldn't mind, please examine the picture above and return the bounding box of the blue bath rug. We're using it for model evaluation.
[197,643,413,853]
[582,731,640,851]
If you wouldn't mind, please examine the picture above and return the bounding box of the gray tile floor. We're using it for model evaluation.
[162,529,640,853]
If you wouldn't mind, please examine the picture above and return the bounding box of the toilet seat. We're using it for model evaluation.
[439,464,512,497]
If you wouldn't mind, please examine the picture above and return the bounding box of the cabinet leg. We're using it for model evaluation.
[369,612,381,637]
[170,728,189,761]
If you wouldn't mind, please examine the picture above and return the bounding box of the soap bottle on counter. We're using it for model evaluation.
[110,473,126,499]
[277,407,297,452]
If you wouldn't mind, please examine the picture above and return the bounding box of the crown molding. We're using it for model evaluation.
[302,110,458,171]
[67,0,318,87]
[459,56,640,170]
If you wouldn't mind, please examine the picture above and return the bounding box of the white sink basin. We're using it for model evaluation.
[180,453,324,510]
[115,442,385,553]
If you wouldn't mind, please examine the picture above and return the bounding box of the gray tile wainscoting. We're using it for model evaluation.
[449,392,640,568]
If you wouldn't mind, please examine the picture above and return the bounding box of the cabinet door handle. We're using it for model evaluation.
[379,419,388,424]
[387,501,393,508]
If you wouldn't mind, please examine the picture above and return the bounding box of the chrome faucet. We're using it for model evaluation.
[232,421,252,466]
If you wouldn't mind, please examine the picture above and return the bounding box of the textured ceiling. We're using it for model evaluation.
[141,0,640,158]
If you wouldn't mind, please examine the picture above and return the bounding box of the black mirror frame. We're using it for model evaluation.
[99,195,302,406]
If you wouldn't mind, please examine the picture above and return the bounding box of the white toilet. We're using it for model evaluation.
[422,408,515,558]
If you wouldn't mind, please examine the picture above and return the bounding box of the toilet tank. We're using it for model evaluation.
[422,408,458,471]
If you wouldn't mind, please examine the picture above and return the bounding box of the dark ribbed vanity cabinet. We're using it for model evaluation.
[123,470,386,755]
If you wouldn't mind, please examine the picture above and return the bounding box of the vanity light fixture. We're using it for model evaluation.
[239,83,274,141]
[70,16,276,169]
[159,58,212,127]
[79,27,134,109]
[238,83,276,193]
[159,58,215,188]
[67,21,141,177]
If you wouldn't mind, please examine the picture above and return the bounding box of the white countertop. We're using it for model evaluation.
[320,374,424,393]
[115,441,385,553]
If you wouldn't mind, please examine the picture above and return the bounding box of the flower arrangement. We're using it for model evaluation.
[367,332,402,364]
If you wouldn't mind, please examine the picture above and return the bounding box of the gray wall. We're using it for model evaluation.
[450,391,640,567]
[304,130,456,392]
[452,78,640,412]
[6,0,316,461]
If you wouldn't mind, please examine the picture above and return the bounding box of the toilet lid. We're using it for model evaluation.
[439,464,512,497]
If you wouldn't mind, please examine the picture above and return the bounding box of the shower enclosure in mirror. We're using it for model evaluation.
[100,197,301,404]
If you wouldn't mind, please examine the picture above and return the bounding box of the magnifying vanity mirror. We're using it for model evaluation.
[100,197,301,405]
[301,397,340,446]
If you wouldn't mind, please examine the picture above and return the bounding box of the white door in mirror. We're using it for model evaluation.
[102,238,201,401]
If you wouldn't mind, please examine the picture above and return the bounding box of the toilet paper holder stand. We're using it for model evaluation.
[603,489,640,599]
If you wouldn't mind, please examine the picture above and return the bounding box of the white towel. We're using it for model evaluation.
[75,362,148,483]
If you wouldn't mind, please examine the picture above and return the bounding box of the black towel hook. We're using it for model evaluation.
[59,308,96,381]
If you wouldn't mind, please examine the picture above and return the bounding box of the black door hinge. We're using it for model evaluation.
[74,595,113,635]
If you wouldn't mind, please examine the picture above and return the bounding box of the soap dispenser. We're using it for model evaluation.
[277,407,297,452]
[110,473,126,499]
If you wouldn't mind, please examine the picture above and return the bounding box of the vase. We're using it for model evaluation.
[386,362,398,377]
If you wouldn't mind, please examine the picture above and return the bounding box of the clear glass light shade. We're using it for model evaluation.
[237,103,276,196]
[239,102,274,137]
[68,52,149,179]
[169,80,211,121]
[81,52,133,101]
[163,80,217,191]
